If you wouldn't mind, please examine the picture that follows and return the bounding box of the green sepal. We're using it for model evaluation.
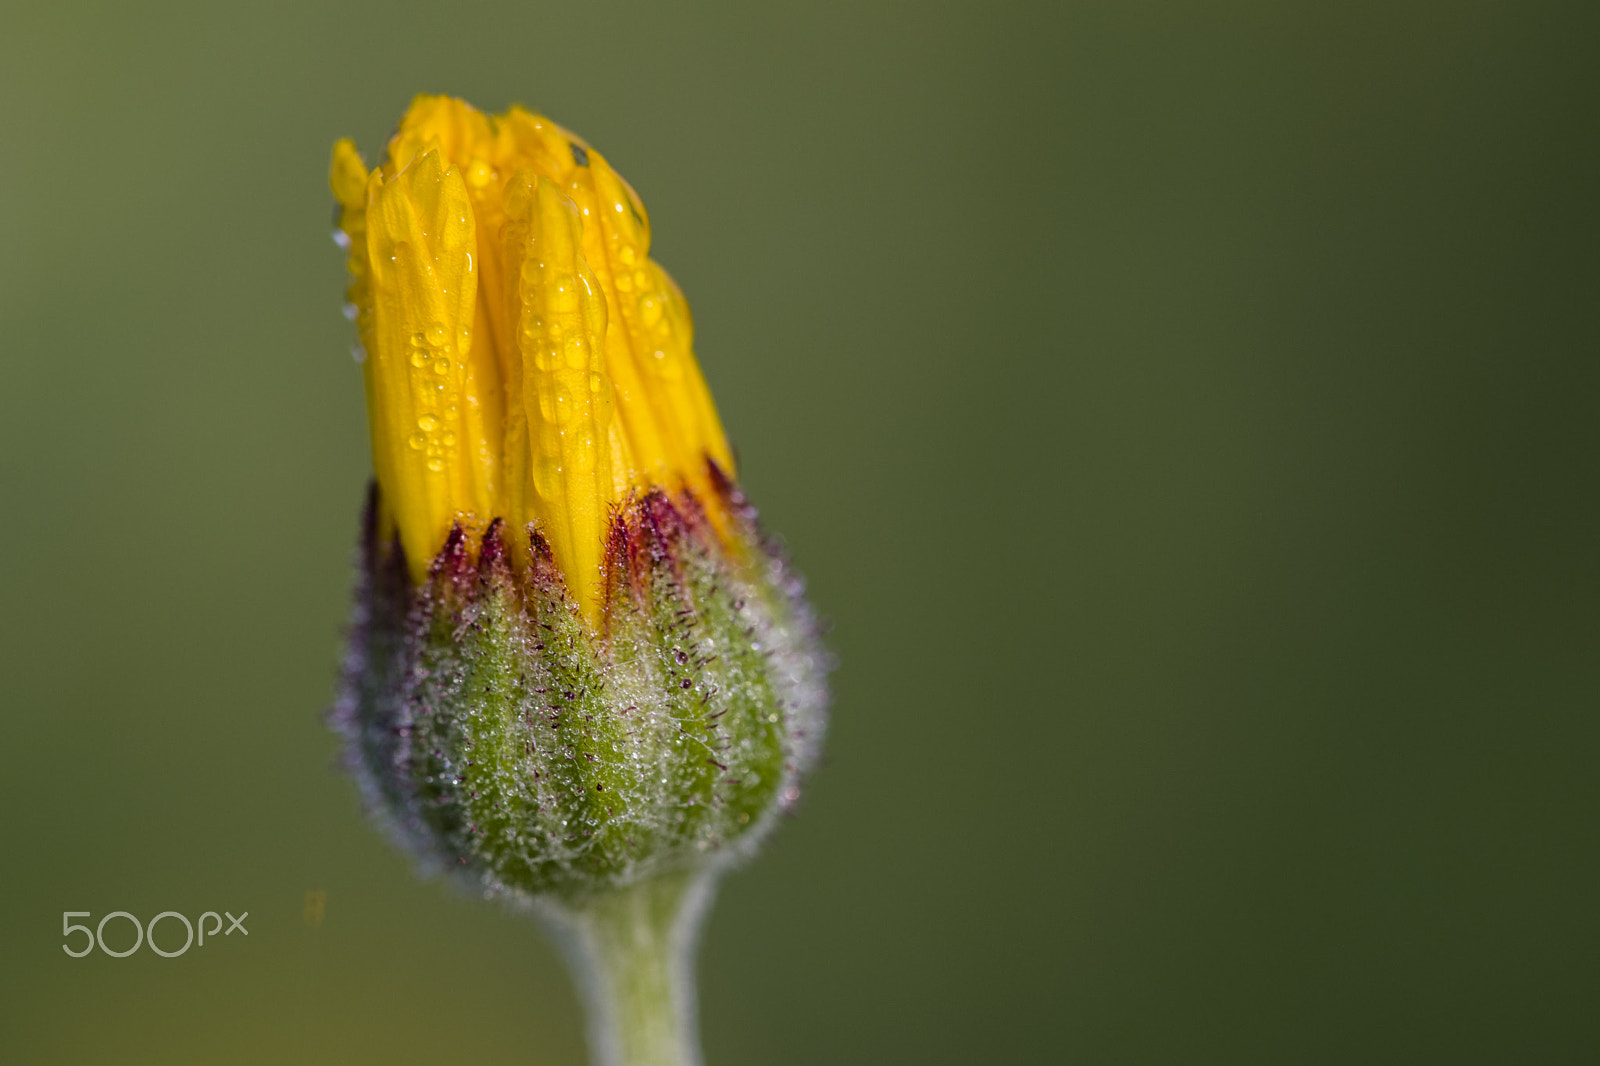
[333,467,829,904]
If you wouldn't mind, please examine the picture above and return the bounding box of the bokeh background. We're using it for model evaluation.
[3,1,1597,1062]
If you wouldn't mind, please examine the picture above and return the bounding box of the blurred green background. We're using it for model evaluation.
[3,1,1597,1062]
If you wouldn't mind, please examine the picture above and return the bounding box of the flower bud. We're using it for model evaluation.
[328,96,828,905]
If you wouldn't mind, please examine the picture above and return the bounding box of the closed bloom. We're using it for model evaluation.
[328,95,828,913]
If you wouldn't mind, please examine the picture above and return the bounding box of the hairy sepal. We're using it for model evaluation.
[333,470,828,904]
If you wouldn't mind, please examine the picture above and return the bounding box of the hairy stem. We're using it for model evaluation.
[542,870,719,1066]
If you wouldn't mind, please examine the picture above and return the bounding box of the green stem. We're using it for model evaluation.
[542,870,718,1066]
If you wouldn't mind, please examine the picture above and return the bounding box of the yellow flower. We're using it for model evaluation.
[329,98,832,1066]
[331,94,736,624]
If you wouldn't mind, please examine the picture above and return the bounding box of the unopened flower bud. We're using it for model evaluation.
[328,96,829,911]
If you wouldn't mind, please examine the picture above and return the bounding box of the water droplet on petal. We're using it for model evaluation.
[568,421,598,472]
[589,373,614,426]
[552,273,578,312]
[539,381,576,425]
[563,335,588,370]
[533,457,562,500]
[648,348,682,380]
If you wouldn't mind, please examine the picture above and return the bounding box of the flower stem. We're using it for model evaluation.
[543,869,718,1066]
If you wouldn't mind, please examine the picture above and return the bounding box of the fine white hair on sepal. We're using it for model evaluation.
[330,475,831,906]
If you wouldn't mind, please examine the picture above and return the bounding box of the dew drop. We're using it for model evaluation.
[552,273,578,312]
[432,357,450,375]
[563,334,588,370]
[417,414,440,432]
[648,348,682,380]
[639,295,662,327]
[568,421,598,472]
[409,431,427,450]
[427,456,445,472]
[539,382,576,425]
[533,457,562,500]
[427,323,448,346]
[588,372,614,426]
[410,350,430,368]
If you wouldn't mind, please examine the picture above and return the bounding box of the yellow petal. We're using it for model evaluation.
[363,148,485,580]
[385,95,494,179]
[504,172,616,620]
[577,148,735,508]
[335,96,739,623]
[330,138,369,210]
